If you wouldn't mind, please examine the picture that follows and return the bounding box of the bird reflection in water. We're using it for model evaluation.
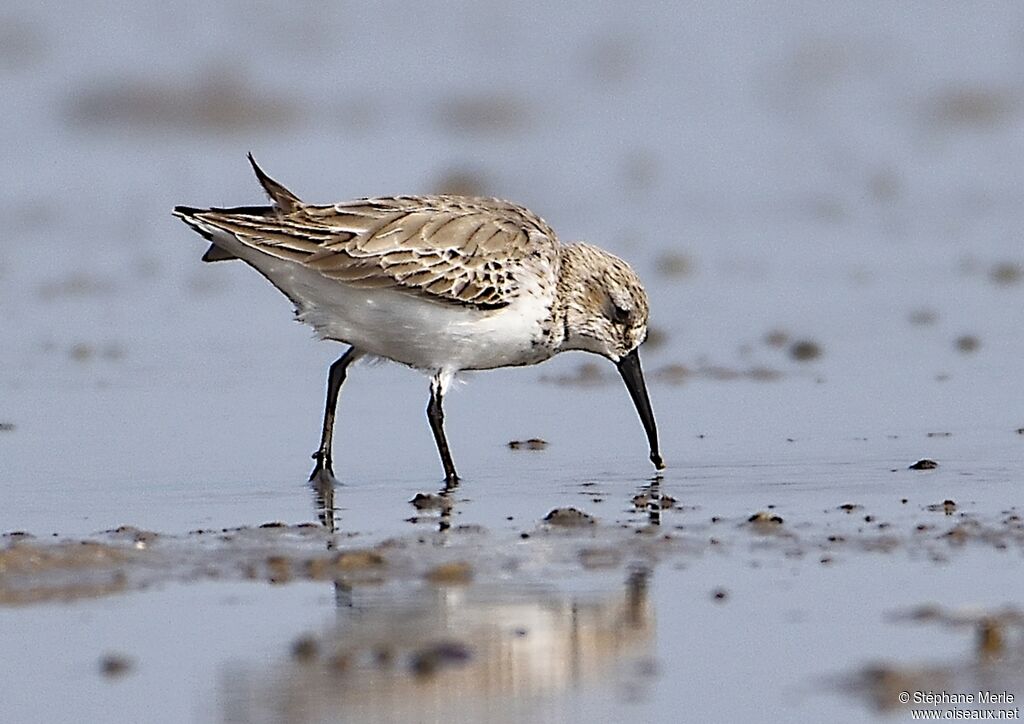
[309,473,337,534]
[309,473,461,612]
[633,472,667,528]
[220,564,655,722]
[311,476,458,535]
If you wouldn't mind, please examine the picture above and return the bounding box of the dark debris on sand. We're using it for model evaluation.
[508,438,549,450]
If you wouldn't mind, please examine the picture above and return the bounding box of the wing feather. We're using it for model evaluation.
[185,195,558,308]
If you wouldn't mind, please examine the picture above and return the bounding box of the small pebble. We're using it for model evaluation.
[99,654,133,678]
[990,262,1022,285]
[789,340,822,361]
[955,335,980,353]
[544,507,596,526]
[410,493,451,511]
[291,635,319,663]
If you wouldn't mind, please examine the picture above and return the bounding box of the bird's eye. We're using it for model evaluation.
[611,304,631,325]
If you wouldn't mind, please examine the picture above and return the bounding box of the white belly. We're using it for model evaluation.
[224,239,555,372]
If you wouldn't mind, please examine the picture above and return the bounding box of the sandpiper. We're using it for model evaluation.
[174,155,663,485]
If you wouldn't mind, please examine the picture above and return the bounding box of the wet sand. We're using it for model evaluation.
[4,447,1024,722]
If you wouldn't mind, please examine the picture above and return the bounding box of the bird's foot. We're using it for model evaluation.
[309,451,337,486]
[310,467,337,488]
[443,472,460,490]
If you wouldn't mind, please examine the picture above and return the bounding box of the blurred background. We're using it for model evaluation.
[3,4,1024,723]
[1,1,1023,524]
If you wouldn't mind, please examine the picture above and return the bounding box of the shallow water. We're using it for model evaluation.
[3,1,1024,722]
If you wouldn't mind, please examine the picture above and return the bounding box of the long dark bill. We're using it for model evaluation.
[616,348,665,470]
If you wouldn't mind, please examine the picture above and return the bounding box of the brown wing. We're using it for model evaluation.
[186,196,559,308]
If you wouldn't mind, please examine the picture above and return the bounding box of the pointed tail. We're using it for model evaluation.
[172,205,239,262]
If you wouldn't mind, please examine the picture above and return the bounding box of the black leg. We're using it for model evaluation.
[310,347,358,483]
[426,372,459,486]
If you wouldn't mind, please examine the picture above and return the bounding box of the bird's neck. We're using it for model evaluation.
[551,243,599,353]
